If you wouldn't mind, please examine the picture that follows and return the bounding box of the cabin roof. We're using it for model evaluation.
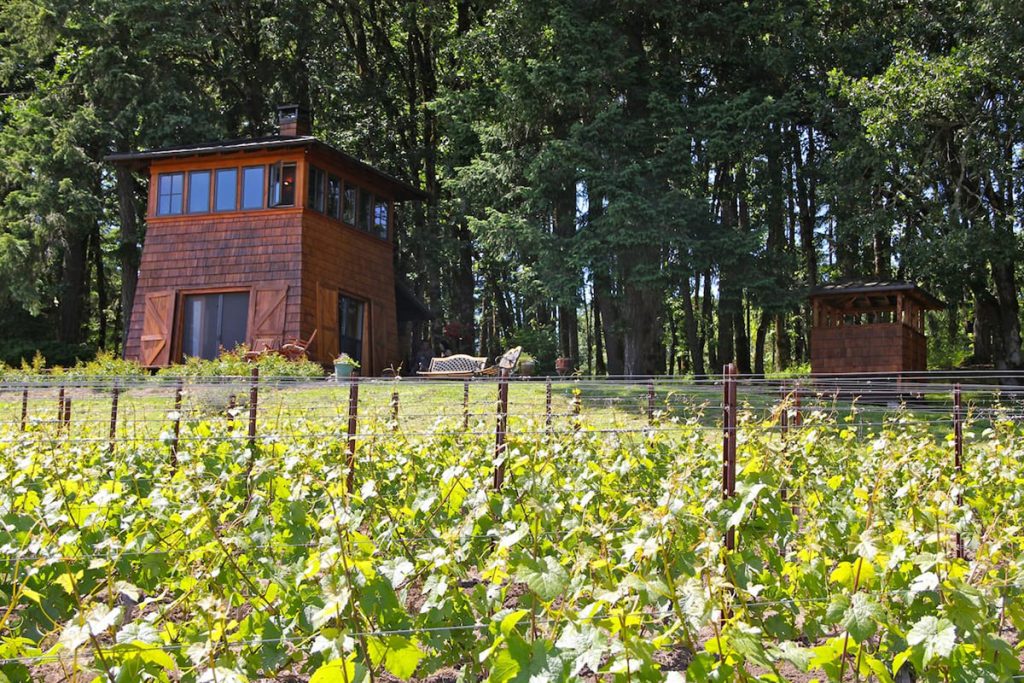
[810,280,944,309]
[105,135,427,201]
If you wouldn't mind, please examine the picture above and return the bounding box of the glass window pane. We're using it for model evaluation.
[241,166,265,209]
[307,166,326,212]
[188,171,211,213]
[270,162,297,207]
[157,173,183,215]
[215,169,237,211]
[182,292,250,360]
[374,198,389,239]
[327,175,341,219]
[358,188,373,230]
[342,182,357,224]
[338,295,364,362]
[219,292,250,352]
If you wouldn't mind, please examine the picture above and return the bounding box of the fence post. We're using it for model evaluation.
[493,369,510,490]
[248,368,259,447]
[171,380,183,465]
[571,381,582,431]
[779,382,789,504]
[346,378,360,493]
[722,364,738,551]
[793,384,802,427]
[109,381,120,453]
[545,378,552,429]
[780,382,789,434]
[57,386,65,431]
[20,387,28,432]
[390,385,400,430]
[463,380,470,431]
[63,396,71,431]
[954,383,964,560]
[647,379,656,426]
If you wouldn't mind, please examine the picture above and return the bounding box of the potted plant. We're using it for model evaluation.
[334,353,360,379]
[518,352,536,376]
[555,356,573,376]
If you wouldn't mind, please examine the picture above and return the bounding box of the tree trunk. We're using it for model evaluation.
[59,228,89,344]
[754,313,769,376]
[593,285,606,375]
[702,270,718,370]
[115,164,141,354]
[991,259,1022,369]
[680,273,705,378]
[774,313,791,370]
[621,268,663,375]
[792,127,818,286]
[594,267,624,375]
[717,178,739,366]
[971,288,998,365]
[91,222,108,349]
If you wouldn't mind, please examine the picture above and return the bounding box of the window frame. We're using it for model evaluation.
[241,165,266,210]
[358,188,374,231]
[307,164,326,213]
[178,288,251,361]
[156,172,185,216]
[326,174,341,219]
[187,170,212,214]
[338,293,366,363]
[269,161,297,208]
[214,168,238,212]
[373,197,390,239]
[342,181,357,225]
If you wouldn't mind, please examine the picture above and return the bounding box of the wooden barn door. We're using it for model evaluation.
[248,286,288,352]
[316,283,339,364]
[141,291,174,367]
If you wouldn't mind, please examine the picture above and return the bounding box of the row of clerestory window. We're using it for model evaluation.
[307,164,390,239]
[156,161,390,240]
[156,163,295,216]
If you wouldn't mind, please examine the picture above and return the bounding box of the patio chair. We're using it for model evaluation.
[418,353,489,378]
[418,346,522,378]
[280,329,317,361]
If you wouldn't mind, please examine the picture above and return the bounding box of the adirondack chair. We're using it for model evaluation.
[279,329,317,361]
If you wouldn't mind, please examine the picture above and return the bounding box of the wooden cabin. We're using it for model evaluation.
[108,106,428,375]
[810,281,943,375]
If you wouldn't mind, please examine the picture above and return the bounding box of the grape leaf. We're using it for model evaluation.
[906,616,956,665]
[841,593,883,643]
[515,556,568,602]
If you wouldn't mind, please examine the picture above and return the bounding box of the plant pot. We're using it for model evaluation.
[555,357,573,376]
[334,362,355,379]
[519,360,536,377]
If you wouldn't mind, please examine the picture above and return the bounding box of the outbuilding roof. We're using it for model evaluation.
[810,280,944,309]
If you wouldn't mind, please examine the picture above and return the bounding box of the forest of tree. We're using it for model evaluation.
[0,0,1021,375]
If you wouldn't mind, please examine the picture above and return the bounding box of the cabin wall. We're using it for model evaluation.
[301,212,400,376]
[124,210,303,365]
[810,323,927,374]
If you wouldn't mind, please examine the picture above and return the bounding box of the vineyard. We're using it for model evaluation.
[1,373,1023,682]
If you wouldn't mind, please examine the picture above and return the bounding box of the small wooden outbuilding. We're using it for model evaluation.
[108,105,429,375]
[809,281,943,375]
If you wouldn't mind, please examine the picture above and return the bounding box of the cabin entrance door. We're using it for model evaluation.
[181,291,250,359]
